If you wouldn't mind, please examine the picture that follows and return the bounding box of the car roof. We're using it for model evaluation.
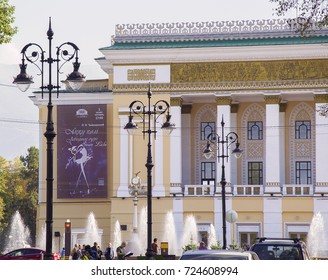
[181,250,254,255]
[253,238,305,245]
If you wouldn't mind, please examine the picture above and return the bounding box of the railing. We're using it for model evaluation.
[184,185,214,196]
[179,184,315,196]
[283,184,313,196]
[233,185,263,196]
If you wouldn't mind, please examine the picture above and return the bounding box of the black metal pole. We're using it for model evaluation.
[220,118,227,250]
[145,89,154,260]
[44,21,56,260]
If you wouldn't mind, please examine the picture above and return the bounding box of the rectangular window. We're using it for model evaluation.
[295,121,311,139]
[201,122,215,140]
[247,121,263,140]
[295,161,312,184]
[248,162,263,185]
[201,162,215,185]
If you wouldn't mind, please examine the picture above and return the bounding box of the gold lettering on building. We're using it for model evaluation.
[127,69,156,81]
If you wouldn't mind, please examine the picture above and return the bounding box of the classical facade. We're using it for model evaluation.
[33,19,328,255]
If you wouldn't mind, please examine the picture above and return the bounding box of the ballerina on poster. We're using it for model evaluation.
[66,144,93,195]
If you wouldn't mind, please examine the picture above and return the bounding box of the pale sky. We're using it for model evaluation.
[0,0,290,160]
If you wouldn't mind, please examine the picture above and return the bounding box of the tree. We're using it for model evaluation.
[0,147,39,251]
[0,0,17,44]
[20,147,39,244]
[270,0,328,34]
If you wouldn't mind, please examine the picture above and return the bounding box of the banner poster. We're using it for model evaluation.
[57,104,107,198]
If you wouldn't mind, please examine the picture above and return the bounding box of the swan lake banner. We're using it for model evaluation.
[57,104,107,198]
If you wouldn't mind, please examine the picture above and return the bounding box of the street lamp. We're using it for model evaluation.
[203,115,242,249]
[13,18,86,259]
[124,84,175,259]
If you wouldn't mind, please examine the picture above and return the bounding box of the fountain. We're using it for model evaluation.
[36,224,46,249]
[83,212,102,246]
[208,223,218,249]
[161,211,179,255]
[4,211,31,253]
[181,214,198,250]
[307,212,328,258]
[112,219,122,257]
[129,206,147,256]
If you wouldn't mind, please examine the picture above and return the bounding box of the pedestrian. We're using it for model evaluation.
[116,241,127,260]
[71,244,80,260]
[60,247,65,259]
[81,249,94,260]
[152,238,159,255]
[91,242,102,260]
[105,242,114,260]
[198,241,207,250]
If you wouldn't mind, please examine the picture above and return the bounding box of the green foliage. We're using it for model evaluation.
[210,241,222,250]
[0,0,18,44]
[0,147,39,250]
[182,242,198,252]
[270,0,328,34]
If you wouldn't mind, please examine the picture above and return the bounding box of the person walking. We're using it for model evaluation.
[105,242,114,260]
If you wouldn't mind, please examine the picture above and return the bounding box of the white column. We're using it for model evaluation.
[264,95,281,194]
[216,98,232,193]
[263,197,282,237]
[173,198,183,255]
[315,95,328,194]
[118,115,129,197]
[170,100,182,194]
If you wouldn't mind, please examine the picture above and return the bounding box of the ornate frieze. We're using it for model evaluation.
[171,60,328,83]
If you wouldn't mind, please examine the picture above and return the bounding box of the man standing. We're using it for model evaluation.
[105,242,114,260]
[152,238,159,255]
[116,241,127,260]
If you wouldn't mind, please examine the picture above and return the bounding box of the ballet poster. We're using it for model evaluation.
[57,104,107,198]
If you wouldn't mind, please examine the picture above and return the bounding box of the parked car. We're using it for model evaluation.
[250,237,310,260]
[179,249,259,260]
[0,248,60,260]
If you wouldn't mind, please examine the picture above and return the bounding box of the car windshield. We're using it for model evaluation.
[180,254,249,260]
[252,244,302,260]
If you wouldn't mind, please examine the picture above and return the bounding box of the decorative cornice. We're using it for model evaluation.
[113,19,328,44]
[112,79,328,93]
[216,96,231,106]
[264,95,281,104]
[314,94,328,103]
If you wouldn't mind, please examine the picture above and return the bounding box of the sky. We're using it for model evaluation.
[0,0,290,160]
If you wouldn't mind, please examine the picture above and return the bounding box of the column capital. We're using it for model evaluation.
[216,96,231,106]
[170,97,183,107]
[314,94,328,103]
[264,95,281,104]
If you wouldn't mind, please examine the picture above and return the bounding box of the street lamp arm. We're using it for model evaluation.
[56,42,80,71]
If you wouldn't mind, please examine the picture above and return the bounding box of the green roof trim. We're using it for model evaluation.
[100,36,328,50]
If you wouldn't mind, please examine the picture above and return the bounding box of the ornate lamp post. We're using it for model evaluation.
[124,84,175,259]
[203,115,242,249]
[13,18,86,259]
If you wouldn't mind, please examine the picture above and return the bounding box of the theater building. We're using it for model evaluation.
[32,18,328,254]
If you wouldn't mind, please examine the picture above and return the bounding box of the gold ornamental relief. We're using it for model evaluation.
[171,59,328,83]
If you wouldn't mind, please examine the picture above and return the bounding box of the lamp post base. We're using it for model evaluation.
[146,249,155,260]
